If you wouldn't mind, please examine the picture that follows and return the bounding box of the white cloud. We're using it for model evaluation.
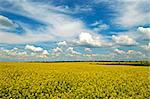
[66,47,81,55]
[93,24,109,32]
[126,50,143,55]
[0,0,92,44]
[114,49,125,54]
[51,46,81,56]
[112,35,137,45]
[84,48,92,52]
[52,47,63,55]
[114,48,143,56]
[91,21,109,32]
[0,31,54,44]
[75,32,111,47]
[141,43,150,51]
[0,47,28,60]
[77,32,101,47]
[0,0,149,61]
[57,41,67,46]
[0,46,50,60]
[25,45,49,58]
[25,45,44,52]
[42,50,49,55]
[137,27,150,38]
[112,48,147,61]
[0,15,18,29]
[0,46,149,61]
[114,0,150,28]
[17,51,27,56]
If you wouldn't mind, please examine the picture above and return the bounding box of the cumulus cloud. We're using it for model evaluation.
[57,41,67,46]
[55,32,112,48]
[66,47,81,55]
[0,47,28,61]
[51,46,81,56]
[114,49,125,54]
[74,32,111,47]
[42,50,49,55]
[112,35,137,45]
[0,44,51,61]
[25,45,49,57]
[114,49,143,56]
[126,50,143,55]
[0,46,149,61]
[25,45,44,52]
[52,47,63,55]
[77,32,101,47]
[0,47,50,61]
[137,27,150,38]
[112,48,147,61]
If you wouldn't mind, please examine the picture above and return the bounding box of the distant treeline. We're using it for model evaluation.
[27,61,150,66]
[90,61,150,66]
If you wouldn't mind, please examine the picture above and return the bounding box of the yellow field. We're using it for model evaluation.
[0,62,149,98]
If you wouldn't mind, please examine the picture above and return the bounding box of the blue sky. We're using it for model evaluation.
[0,0,150,61]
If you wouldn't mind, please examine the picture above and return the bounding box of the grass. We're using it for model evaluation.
[0,62,150,98]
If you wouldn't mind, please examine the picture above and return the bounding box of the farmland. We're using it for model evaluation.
[0,62,149,98]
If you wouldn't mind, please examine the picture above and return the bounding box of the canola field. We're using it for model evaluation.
[0,62,149,98]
